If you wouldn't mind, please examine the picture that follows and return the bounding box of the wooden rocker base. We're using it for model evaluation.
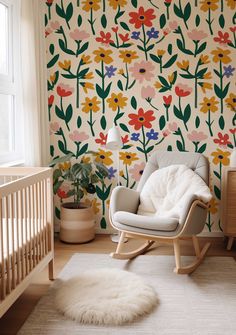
[110,238,155,260]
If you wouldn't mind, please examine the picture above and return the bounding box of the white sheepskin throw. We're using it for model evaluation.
[137,164,212,223]
[55,268,158,325]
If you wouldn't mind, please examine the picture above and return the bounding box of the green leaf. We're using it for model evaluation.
[167,145,172,151]
[174,4,183,18]
[195,116,200,128]
[59,39,75,55]
[195,14,200,26]
[131,0,137,7]
[96,185,105,200]
[53,180,63,195]
[222,83,230,99]
[137,45,145,52]
[184,3,191,21]
[196,42,207,55]
[119,123,130,133]
[163,54,178,69]
[117,79,123,91]
[219,14,225,28]
[100,115,107,130]
[183,104,191,123]
[150,54,160,64]
[159,115,166,130]
[214,171,221,179]
[56,4,65,18]
[103,184,112,200]
[198,143,207,153]
[78,143,88,157]
[176,140,183,151]
[214,185,221,200]
[47,54,59,68]
[158,75,169,87]
[62,73,77,79]
[167,44,172,55]
[96,84,104,98]
[176,39,193,55]
[103,82,112,99]
[180,73,195,79]
[160,14,166,29]
[146,146,154,154]
[77,116,82,128]
[101,14,107,28]
[50,145,54,157]
[100,217,107,229]
[146,44,155,52]
[55,106,65,120]
[77,14,82,27]
[77,42,89,56]
[173,105,183,120]
[137,147,145,153]
[213,69,221,77]
[214,83,229,99]
[131,96,137,110]
[66,3,73,22]
[58,140,67,154]
[55,207,61,220]
[65,104,73,123]
[114,112,124,123]
[120,21,130,31]
[196,67,208,78]
[219,115,225,130]
[78,67,89,78]
[95,69,102,77]
[49,44,55,55]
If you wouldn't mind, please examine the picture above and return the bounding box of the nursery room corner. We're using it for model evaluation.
[0,0,236,334]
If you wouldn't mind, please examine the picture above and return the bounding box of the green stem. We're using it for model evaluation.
[155,137,165,146]
[60,97,70,131]
[206,211,212,232]
[61,26,68,48]
[142,24,148,61]
[142,126,148,161]
[233,133,236,147]
[125,164,129,187]
[88,110,95,136]
[194,40,199,57]
[178,128,186,151]
[194,77,198,109]
[179,97,188,131]
[166,107,169,122]
[59,128,67,151]
[76,64,81,108]
[48,6,51,20]
[220,0,223,12]
[159,57,163,73]
[166,5,170,20]
[219,60,223,114]
[61,0,70,30]
[148,0,159,9]
[103,0,105,12]
[89,9,95,35]
[48,106,51,122]
[207,110,213,136]
[125,63,129,90]
[115,32,119,48]
[179,27,186,48]
[114,107,120,126]
[115,5,120,25]
[179,0,188,29]
[193,142,199,152]
[219,162,222,187]
[146,99,159,111]
[195,0,198,6]
[76,142,80,159]
[102,182,105,215]
[101,61,105,114]
[207,9,213,35]
[155,35,165,45]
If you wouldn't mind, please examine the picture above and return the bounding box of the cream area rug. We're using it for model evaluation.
[18,254,236,335]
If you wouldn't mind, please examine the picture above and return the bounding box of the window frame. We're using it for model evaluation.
[0,0,23,166]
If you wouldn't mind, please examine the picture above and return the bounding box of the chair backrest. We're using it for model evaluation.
[137,151,209,192]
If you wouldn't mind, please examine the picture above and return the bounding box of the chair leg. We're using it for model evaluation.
[173,238,181,272]
[227,237,234,251]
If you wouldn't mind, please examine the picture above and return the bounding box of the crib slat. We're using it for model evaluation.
[10,194,16,289]
[44,180,48,255]
[0,198,6,300]
[5,196,11,294]
[27,187,32,271]
[15,191,21,284]
[24,188,29,275]
[35,183,39,263]
[20,189,25,280]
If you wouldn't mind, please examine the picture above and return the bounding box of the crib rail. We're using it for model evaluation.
[0,167,53,303]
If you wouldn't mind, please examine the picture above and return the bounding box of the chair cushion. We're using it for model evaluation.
[137,164,212,224]
[113,211,179,232]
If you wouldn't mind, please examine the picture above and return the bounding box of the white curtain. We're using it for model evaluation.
[20,0,50,166]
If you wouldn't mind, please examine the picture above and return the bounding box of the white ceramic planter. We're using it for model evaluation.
[60,202,95,243]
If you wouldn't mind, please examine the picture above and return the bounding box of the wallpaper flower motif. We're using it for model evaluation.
[45,0,236,233]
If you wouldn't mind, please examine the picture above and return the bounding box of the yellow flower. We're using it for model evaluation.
[92,198,100,214]
[157,49,165,57]
[50,73,56,83]
[208,198,218,215]
[59,162,71,171]
[119,170,124,177]
[200,54,210,64]
[118,69,124,75]
[82,82,95,93]
[211,149,230,166]
[85,72,94,79]
[58,60,71,70]
[203,71,212,79]
[226,0,236,9]
[177,60,189,70]
[107,93,128,111]
[108,0,127,10]
[93,47,113,64]
[211,47,231,64]
[200,0,219,12]
[106,199,110,207]
[119,152,139,166]
[82,96,100,113]
[225,93,236,112]
[81,55,92,64]
[95,149,113,166]
[119,50,139,64]
[200,82,213,93]
[82,0,100,12]
[200,97,219,113]
[81,156,91,164]
[168,72,175,84]
[154,81,162,89]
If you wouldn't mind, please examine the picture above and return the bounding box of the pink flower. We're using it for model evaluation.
[187,29,207,41]
[168,122,178,132]
[169,21,178,30]
[50,122,60,133]
[129,61,155,83]
[69,131,89,142]
[129,162,145,182]
[187,131,208,142]
[141,86,156,99]
[163,28,171,35]
[69,29,90,41]
[162,129,171,137]
[50,21,60,30]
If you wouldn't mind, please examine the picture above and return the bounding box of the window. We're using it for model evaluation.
[0,0,23,165]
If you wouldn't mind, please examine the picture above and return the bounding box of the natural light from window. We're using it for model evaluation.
[0,3,8,75]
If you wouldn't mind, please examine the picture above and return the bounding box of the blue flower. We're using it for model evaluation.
[107,167,117,179]
[223,65,235,79]
[105,65,117,78]
[131,133,140,141]
[147,28,159,39]
[146,129,158,140]
[131,31,140,40]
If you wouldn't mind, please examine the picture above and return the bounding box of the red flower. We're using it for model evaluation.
[164,0,172,4]
[175,84,192,97]
[96,31,114,44]
[57,188,68,199]
[213,31,231,45]
[129,6,156,29]
[128,108,155,130]
[122,135,129,144]
[95,132,107,145]
[46,0,53,5]
[213,132,231,148]
[112,26,119,33]
[57,83,74,97]
[48,95,54,107]
[230,128,236,134]
[163,95,172,106]
[230,26,236,33]
[119,33,129,43]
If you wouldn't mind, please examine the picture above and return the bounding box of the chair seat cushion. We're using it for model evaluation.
[113,211,179,232]
[137,164,212,224]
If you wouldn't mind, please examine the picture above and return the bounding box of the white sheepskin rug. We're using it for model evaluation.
[55,268,158,325]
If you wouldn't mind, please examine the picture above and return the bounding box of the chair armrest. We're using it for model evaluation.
[110,186,140,217]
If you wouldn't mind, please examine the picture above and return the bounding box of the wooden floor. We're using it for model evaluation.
[0,234,235,335]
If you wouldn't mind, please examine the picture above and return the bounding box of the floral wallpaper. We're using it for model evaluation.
[45,0,236,233]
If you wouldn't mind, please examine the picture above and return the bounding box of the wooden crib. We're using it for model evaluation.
[0,167,54,317]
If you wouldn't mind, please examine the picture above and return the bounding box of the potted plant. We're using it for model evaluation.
[51,153,109,243]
